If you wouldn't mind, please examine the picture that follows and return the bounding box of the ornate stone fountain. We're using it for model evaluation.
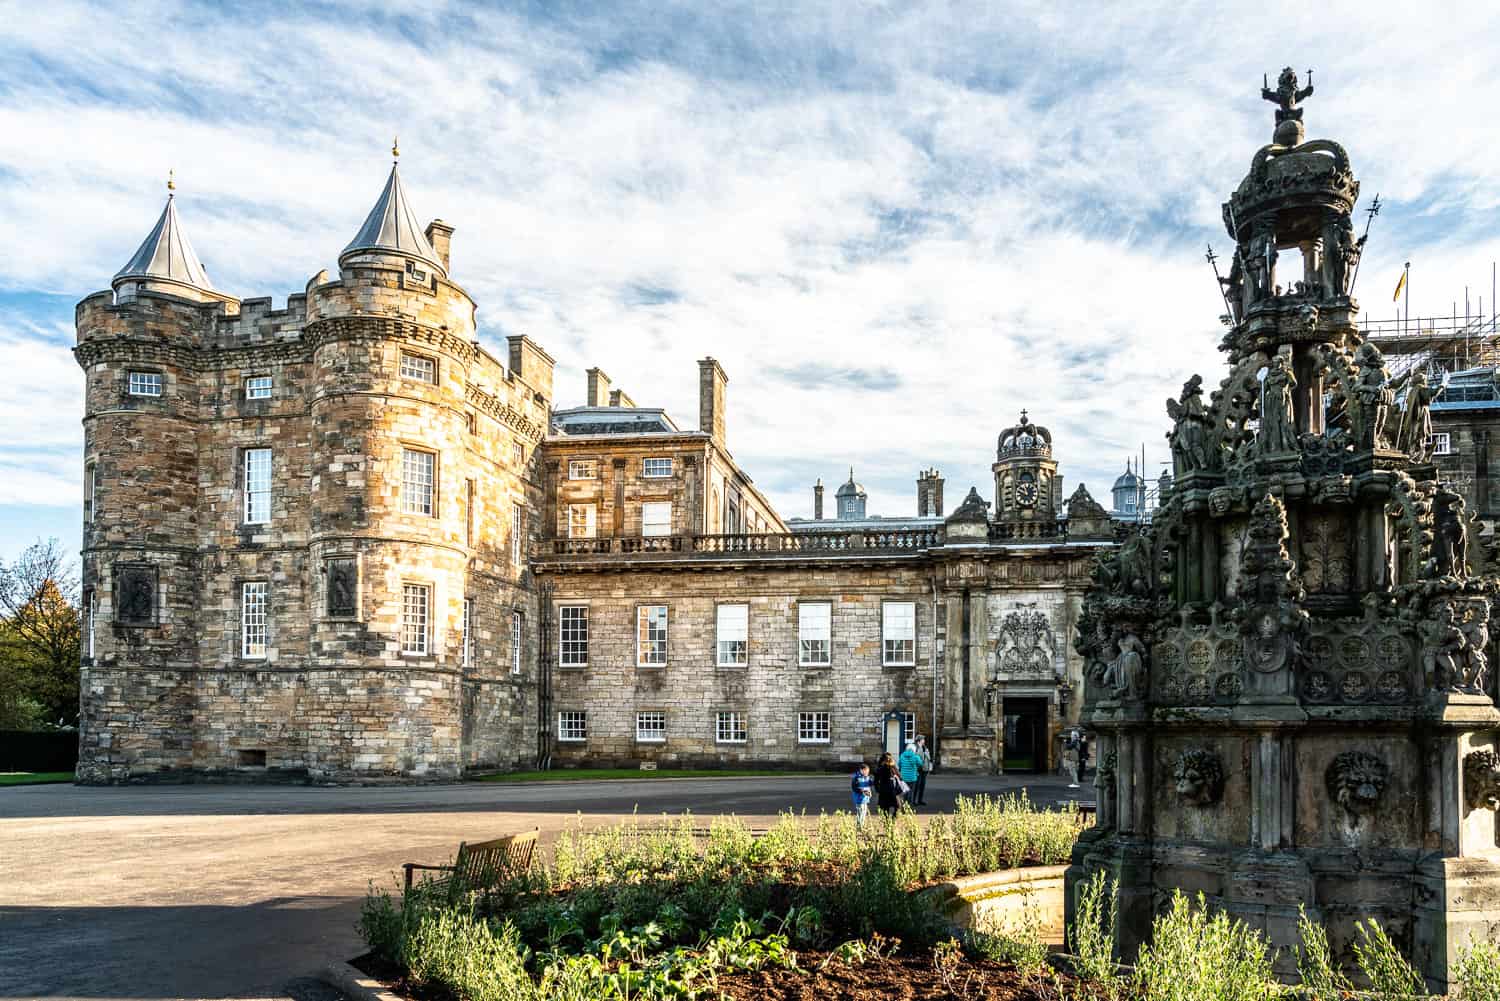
[1066,69,1500,989]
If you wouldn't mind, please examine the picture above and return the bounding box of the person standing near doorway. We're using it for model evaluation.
[914,736,933,806]
[874,752,903,818]
[850,762,874,828]
[898,741,923,809]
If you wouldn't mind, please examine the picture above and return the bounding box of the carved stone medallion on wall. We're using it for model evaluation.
[993,606,1056,679]
[1173,747,1225,806]
[1326,750,1388,819]
[325,557,359,618]
[115,565,156,626]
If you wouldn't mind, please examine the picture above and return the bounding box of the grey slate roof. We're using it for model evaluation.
[340,164,445,275]
[113,195,219,294]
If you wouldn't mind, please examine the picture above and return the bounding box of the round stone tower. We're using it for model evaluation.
[1068,71,1500,989]
[301,154,484,780]
[74,182,240,782]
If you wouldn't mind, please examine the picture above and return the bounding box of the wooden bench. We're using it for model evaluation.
[403,828,539,896]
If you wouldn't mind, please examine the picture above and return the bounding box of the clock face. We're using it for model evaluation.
[1017,478,1039,507]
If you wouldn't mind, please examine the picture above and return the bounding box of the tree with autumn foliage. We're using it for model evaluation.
[0,539,81,730]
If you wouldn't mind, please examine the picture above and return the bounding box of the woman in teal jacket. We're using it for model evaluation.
[898,742,923,808]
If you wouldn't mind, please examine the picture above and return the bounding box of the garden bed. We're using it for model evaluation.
[355,793,1083,1000]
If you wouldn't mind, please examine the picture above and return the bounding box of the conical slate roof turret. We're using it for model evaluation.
[112,178,222,299]
[340,146,445,276]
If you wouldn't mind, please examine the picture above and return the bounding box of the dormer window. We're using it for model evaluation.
[405,260,427,282]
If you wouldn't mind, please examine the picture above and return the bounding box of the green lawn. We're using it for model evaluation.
[0,772,74,787]
[473,767,827,783]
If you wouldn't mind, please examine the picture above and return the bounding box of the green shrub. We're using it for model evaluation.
[1133,892,1274,1001]
[1455,940,1500,1001]
[1071,869,1119,988]
[404,905,536,1001]
[1352,918,1425,999]
[968,891,1048,977]
[1294,906,1349,1001]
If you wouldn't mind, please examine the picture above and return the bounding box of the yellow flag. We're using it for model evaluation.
[1393,269,1407,302]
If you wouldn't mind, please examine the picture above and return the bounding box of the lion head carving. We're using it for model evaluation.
[1173,747,1225,806]
[1326,750,1389,818]
[1465,749,1500,813]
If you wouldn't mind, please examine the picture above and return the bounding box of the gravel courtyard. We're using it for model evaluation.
[0,773,1088,1000]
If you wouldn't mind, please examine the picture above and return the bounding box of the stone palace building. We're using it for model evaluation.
[74,158,1119,783]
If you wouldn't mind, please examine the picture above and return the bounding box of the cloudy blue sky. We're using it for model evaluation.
[4,1,1500,561]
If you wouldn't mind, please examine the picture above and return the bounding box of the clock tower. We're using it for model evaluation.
[992,411,1060,524]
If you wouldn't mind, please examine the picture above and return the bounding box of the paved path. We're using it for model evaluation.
[0,773,1088,1000]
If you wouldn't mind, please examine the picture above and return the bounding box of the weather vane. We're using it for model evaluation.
[392,135,400,162]
[167,168,175,193]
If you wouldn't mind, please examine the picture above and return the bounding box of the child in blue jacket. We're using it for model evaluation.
[850,762,874,827]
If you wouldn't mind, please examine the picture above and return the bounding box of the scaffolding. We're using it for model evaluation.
[1364,313,1500,383]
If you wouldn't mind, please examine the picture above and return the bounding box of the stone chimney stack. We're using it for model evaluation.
[424,220,454,273]
[586,367,612,407]
[814,479,824,519]
[917,468,945,516]
[698,358,728,445]
[609,388,636,408]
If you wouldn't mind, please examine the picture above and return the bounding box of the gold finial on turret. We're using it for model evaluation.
[392,136,400,161]
[167,168,175,193]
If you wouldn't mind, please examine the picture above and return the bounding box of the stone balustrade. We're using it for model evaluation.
[543,526,949,561]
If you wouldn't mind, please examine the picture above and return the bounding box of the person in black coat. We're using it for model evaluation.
[873,751,903,818]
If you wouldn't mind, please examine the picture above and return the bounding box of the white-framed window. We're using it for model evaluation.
[461,598,473,667]
[463,479,475,546]
[637,604,668,666]
[401,583,431,655]
[399,352,437,384]
[244,376,273,400]
[242,581,268,659]
[512,503,524,564]
[642,501,672,537]
[568,504,597,539]
[513,442,525,467]
[569,459,598,480]
[882,601,917,666]
[716,711,747,744]
[716,603,748,666]
[511,610,523,675]
[798,602,831,666]
[636,711,666,743]
[85,590,95,659]
[244,448,272,524]
[643,457,673,478]
[559,605,588,666]
[1431,432,1454,456]
[84,462,96,523]
[128,371,162,397]
[797,711,831,744]
[401,448,436,516]
[558,710,587,742]
[900,711,916,746]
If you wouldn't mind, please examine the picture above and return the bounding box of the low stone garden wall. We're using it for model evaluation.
[917,864,1068,944]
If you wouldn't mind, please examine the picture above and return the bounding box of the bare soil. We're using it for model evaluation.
[354,951,1077,1001]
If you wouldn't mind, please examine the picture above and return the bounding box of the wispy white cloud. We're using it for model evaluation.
[2,0,1500,540]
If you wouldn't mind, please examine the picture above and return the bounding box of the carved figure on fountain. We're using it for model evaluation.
[1103,632,1148,702]
[1326,749,1389,820]
[1428,486,1470,580]
[1258,354,1299,456]
[1398,371,1439,461]
[1166,375,1218,476]
[1354,342,1394,449]
[1173,747,1226,806]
